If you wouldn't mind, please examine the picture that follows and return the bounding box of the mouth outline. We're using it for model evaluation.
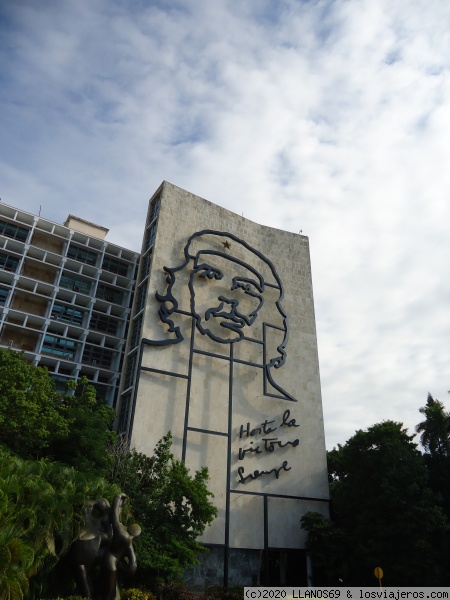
[205,302,247,332]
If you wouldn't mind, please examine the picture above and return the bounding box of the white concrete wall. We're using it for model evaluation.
[130,182,329,550]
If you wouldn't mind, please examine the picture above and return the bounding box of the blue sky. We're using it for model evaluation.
[1,0,450,449]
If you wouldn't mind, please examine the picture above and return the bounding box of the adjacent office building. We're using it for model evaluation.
[0,182,329,587]
[0,204,139,404]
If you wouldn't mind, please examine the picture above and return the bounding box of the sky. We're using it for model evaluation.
[1,0,450,450]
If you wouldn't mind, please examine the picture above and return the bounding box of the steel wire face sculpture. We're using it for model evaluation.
[153,230,295,402]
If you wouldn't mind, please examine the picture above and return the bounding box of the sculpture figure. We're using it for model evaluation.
[67,498,112,598]
[67,494,141,599]
[99,493,142,600]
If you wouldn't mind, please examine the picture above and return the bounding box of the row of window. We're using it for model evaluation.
[67,245,97,266]
[102,255,129,276]
[42,334,78,359]
[58,273,126,305]
[116,195,160,415]
[66,243,131,276]
[50,303,122,336]
[51,303,84,325]
[0,219,29,242]
[60,273,92,294]
[0,224,133,278]
[82,345,114,369]
[42,334,116,369]
[96,283,124,304]
[90,312,121,335]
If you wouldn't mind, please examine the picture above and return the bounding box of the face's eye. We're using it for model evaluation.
[194,264,223,280]
[231,278,263,298]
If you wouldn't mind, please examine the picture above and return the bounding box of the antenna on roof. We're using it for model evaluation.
[39,205,42,216]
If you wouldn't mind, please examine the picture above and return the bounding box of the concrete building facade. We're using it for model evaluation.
[0,183,329,587]
[117,182,329,588]
[0,203,139,404]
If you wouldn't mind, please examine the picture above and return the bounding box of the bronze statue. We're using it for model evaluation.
[67,494,141,599]
[99,493,142,600]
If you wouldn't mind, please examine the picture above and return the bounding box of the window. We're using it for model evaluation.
[118,392,131,434]
[129,315,142,349]
[0,287,9,306]
[144,223,157,252]
[0,220,29,242]
[60,273,91,294]
[0,253,20,273]
[50,375,70,393]
[149,196,160,223]
[135,281,148,314]
[140,252,152,282]
[51,303,85,325]
[102,256,129,277]
[67,244,98,266]
[123,354,137,389]
[42,334,78,359]
[82,344,115,369]
[89,313,120,335]
[96,284,124,305]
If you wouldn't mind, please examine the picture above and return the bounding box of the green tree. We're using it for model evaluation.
[46,377,116,478]
[304,421,447,586]
[416,394,450,576]
[300,512,348,585]
[0,350,116,477]
[416,393,450,457]
[0,349,68,457]
[0,446,120,600]
[109,433,217,582]
[0,350,120,596]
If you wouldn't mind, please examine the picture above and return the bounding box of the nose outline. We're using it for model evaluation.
[218,294,238,308]
[217,294,258,327]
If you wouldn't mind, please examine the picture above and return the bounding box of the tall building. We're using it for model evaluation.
[0,203,139,405]
[0,183,329,587]
[117,182,329,588]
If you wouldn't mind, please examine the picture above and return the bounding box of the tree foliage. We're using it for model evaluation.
[0,446,120,600]
[46,377,116,478]
[416,393,450,457]
[109,434,217,582]
[303,421,447,586]
[0,349,67,457]
[300,512,348,585]
[0,349,116,477]
[416,394,450,564]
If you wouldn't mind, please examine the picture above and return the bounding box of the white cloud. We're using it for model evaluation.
[1,0,450,448]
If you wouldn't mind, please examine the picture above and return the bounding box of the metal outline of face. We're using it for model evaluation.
[189,250,265,344]
[151,229,296,401]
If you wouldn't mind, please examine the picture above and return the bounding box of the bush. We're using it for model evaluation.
[207,586,244,600]
[42,597,89,600]
[154,582,201,600]
[122,589,156,600]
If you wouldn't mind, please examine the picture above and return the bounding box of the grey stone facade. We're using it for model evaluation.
[117,182,329,586]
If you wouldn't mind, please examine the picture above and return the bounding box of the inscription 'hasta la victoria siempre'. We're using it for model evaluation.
[237,461,291,484]
[236,409,300,484]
